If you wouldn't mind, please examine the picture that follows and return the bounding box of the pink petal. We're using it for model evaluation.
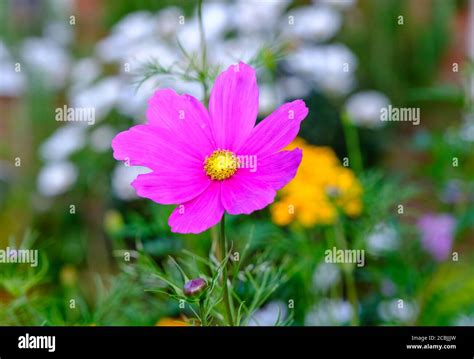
[147,89,215,158]
[220,175,275,215]
[238,148,303,190]
[239,100,308,158]
[112,124,201,171]
[112,124,210,205]
[221,149,302,215]
[168,182,224,234]
[209,62,258,151]
[132,168,210,205]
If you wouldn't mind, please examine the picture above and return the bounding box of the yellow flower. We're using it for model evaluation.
[271,138,363,227]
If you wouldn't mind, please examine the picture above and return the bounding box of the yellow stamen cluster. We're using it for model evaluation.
[204,149,238,181]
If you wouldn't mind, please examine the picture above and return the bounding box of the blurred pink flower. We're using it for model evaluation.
[112,62,308,233]
[417,213,456,261]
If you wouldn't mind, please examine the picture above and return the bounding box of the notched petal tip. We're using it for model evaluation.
[110,129,133,162]
[146,88,177,106]
[293,146,304,158]
[238,99,309,157]
[286,147,304,181]
[225,60,254,74]
[209,61,259,151]
[289,99,309,121]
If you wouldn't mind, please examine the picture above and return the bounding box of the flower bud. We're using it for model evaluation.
[183,278,207,298]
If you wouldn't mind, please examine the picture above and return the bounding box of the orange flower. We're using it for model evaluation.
[155,318,189,326]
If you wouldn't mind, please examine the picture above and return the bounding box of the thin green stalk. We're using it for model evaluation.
[324,228,341,300]
[199,299,207,326]
[341,112,363,174]
[219,215,234,326]
[197,0,209,103]
[333,219,360,326]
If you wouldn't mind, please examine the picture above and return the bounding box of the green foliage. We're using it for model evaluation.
[1,0,472,326]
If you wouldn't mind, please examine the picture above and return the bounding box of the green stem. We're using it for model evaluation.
[219,215,234,326]
[341,112,363,174]
[324,228,340,300]
[197,0,209,103]
[334,219,360,326]
[199,299,207,326]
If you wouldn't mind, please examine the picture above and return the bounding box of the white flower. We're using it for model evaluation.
[96,11,158,63]
[316,44,357,94]
[39,124,86,161]
[118,75,206,119]
[377,299,418,324]
[44,20,74,46]
[123,40,177,72]
[89,125,115,153]
[112,165,151,201]
[174,80,204,101]
[156,7,183,39]
[315,0,357,11]
[114,11,156,39]
[0,38,25,97]
[285,6,341,42]
[277,76,312,99]
[345,90,390,128]
[208,36,264,66]
[0,62,26,97]
[96,36,128,63]
[117,77,157,119]
[305,299,353,325]
[233,0,289,34]
[366,223,399,255]
[312,262,341,292]
[69,77,121,121]
[20,37,70,89]
[459,114,474,142]
[248,301,288,326]
[259,83,283,116]
[200,2,232,41]
[37,161,78,197]
[176,21,201,53]
[287,44,357,95]
[70,58,101,92]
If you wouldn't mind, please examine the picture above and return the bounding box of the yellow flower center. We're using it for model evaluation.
[204,149,238,180]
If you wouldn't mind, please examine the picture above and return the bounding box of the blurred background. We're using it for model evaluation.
[0,0,473,325]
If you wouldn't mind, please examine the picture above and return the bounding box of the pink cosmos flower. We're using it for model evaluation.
[112,62,308,234]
